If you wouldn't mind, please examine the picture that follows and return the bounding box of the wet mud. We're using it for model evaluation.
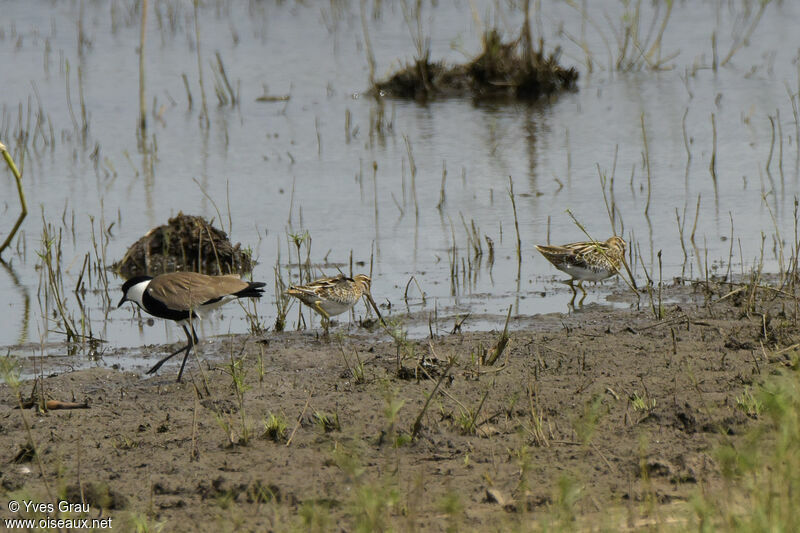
[0,280,796,529]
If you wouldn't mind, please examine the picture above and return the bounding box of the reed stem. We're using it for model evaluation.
[0,142,28,256]
[193,0,209,128]
[138,0,148,133]
[508,176,522,280]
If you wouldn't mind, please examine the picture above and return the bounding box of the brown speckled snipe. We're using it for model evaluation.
[287,274,383,332]
[536,236,633,304]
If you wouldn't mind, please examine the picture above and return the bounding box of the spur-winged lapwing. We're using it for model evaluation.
[118,272,266,381]
[286,273,383,332]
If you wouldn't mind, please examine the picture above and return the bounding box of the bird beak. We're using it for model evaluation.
[117,296,127,308]
[364,292,385,326]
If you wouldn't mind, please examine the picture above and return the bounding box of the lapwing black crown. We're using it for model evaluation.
[121,275,153,294]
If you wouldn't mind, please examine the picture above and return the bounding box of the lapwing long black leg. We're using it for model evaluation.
[175,323,198,383]
[146,324,193,380]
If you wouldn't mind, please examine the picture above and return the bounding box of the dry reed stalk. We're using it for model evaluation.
[0,141,28,256]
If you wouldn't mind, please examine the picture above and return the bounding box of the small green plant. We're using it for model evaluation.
[470,341,485,366]
[331,443,365,480]
[111,435,140,450]
[124,512,166,533]
[630,391,657,413]
[410,357,455,440]
[513,443,532,498]
[526,383,549,447]
[552,475,581,527]
[215,490,236,511]
[350,482,399,533]
[340,342,366,385]
[385,318,414,375]
[454,390,489,436]
[273,263,291,332]
[438,490,464,533]
[288,230,311,282]
[735,386,762,418]
[297,500,333,533]
[382,387,410,447]
[221,342,252,444]
[213,411,235,447]
[0,353,21,388]
[37,220,80,344]
[351,355,366,384]
[314,410,340,433]
[285,230,313,330]
[697,371,800,530]
[573,394,604,445]
[262,413,288,442]
[456,408,476,435]
[239,276,266,336]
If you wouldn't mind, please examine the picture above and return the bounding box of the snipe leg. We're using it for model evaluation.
[577,281,587,306]
[312,301,331,336]
[567,279,577,306]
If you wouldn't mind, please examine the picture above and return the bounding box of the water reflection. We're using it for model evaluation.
[0,259,29,344]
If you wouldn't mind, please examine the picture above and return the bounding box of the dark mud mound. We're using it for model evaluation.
[374,30,577,101]
[113,213,253,278]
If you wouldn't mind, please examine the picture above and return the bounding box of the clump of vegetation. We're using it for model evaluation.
[313,411,341,433]
[373,28,577,101]
[735,387,762,418]
[113,212,253,277]
[262,413,288,442]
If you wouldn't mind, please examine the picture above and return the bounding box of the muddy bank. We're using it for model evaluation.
[0,280,797,530]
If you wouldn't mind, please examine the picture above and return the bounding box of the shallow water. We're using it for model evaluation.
[1,1,799,371]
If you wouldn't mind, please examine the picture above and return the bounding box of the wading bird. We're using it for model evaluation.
[287,273,383,333]
[535,236,635,305]
[118,272,265,381]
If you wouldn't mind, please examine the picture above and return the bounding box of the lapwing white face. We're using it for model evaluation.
[118,276,153,309]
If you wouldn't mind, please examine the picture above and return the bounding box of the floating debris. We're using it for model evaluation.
[255,94,290,103]
[114,213,253,278]
[255,84,290,102]
[373,30,577,101]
